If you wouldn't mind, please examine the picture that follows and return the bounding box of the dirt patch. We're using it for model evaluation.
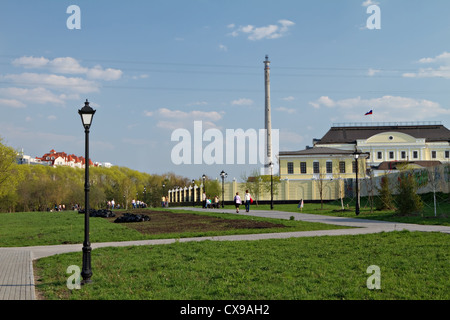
[107,210,285,235]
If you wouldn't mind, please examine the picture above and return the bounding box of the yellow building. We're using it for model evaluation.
[170,122,450,203]
[277,122,450,201]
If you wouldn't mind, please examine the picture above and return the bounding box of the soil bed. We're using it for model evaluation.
[107,210,285,235]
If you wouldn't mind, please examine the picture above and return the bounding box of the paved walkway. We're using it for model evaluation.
[1,208,449,300]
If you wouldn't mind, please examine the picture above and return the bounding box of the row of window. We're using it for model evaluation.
[375,150,450,160]
[287,161,357,174]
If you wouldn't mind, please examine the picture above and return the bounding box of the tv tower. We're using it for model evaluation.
[264,55,272,174]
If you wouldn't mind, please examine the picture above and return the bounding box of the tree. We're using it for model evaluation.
[0,138,18,198]
[333,159,346,210]
[242,169,263,205]
[376,175,395,210]
[364,168,375,213]
[395,171,423,215]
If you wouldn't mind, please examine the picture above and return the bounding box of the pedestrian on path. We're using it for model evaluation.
[234,192,242,213]
[244,190,252,212]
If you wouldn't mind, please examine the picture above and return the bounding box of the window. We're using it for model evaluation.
[389,151,394,159]
[432,151,437,159]
[445,151,449,159]
[300,162,307,174]
[413,151,418,159]
[313,162,320,174]
[287,162,294,174]
[352,161,357,173]
[401,151,406,159]
[377,152,382,160]
[326,162,332,174]
[339,161,346,173]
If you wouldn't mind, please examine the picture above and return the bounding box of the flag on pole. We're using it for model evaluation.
[365,109,373,115]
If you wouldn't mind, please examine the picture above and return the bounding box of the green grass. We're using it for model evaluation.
[0,209,348,247]
[35,230,450,300]
[242,194,450,226]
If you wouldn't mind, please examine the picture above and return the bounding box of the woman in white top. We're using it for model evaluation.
[244,190,251,212]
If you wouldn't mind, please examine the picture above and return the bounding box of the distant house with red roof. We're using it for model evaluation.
[36,149,94,168]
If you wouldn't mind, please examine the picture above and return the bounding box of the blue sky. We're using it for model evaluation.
[1,0,450,182]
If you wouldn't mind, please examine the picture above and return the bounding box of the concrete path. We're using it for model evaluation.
[1,208,449,300]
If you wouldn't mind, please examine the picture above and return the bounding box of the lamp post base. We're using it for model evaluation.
[81,244,92,284]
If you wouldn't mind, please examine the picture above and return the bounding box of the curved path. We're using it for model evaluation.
[1,208,449,300]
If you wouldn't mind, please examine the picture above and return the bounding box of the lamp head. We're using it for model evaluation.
[78,99,96,129]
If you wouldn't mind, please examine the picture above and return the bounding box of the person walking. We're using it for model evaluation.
[202,192,206,209]
[234,192,242,213]
[244,190,251,212]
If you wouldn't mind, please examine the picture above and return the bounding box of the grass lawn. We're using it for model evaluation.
[243,194,450,226]
[34,230,449,300]
[0,209,350,247]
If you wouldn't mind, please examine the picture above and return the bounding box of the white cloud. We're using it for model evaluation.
[417,52,450,64]
[362,0,379,7]
[0,98,26,108]
[403,66,450,79]
[132,74,149,80]
[275,107,296,114]
[86,65,123,81]
[218,44,228,51]
[157,108,222,121]
[282,96,295,101]
[3,73,99,94]
[186,101,208,107]
[309,95,450,121]
[146,108,222,121]
[48,57,87,74]
[146,107,223,130]
[0,87,66,105]
[12,56,49,69]
[309,96,335,109]
[403,52,450,78]
[231,98,253,106]
[12,55,122,81]
[228,19,295,41]
[367,68,381,76]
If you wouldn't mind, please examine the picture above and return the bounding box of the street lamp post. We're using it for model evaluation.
[78,99,95,284]
[144,186,147,206]
[192,179,195,207]
[353,150,361,216]
[162,183,166,207]
[220,170,227,208]
[202,174,206,208]
[270,162,274,210]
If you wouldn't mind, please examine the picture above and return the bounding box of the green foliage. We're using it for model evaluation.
[0,138,192,212]
[35,231,450,300]
[0,138,19,198]
[396,172,424,216]
[376,176,395,211]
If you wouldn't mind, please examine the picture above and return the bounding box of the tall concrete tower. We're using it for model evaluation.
[264,55,272,174]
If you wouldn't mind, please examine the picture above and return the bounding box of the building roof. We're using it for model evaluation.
[376,161,442,171]
[316,124,450,145]
[279,147,355,157]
